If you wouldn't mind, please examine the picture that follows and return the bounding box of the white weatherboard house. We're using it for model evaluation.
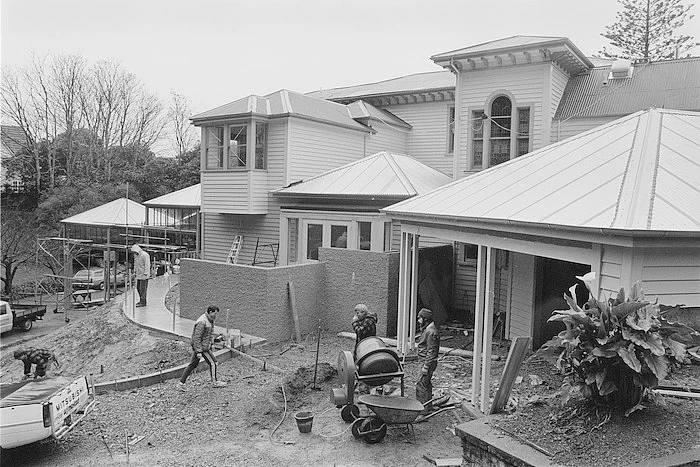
[191,35,699,349]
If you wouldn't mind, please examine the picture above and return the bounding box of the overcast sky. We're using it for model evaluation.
[2,0,699,116]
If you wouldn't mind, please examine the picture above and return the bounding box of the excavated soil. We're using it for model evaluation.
[1,296,698,466]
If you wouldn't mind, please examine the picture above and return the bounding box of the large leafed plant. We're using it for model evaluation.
[549,272,698,415]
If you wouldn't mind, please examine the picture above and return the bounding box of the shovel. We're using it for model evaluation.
[311,321,322,390]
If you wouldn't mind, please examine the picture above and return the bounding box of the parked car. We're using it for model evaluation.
[72,265,127,290]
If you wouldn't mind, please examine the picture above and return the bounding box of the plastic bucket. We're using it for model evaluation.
[294,411,314,433]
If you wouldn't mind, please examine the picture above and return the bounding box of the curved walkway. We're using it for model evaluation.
[93,274,271,393]
[122,273,263,347]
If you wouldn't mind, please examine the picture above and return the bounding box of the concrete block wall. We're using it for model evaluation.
[180,259,326,342]
[319,248,400,337]
[180,248,399,344]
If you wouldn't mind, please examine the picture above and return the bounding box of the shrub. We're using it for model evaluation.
[549,272,697,415]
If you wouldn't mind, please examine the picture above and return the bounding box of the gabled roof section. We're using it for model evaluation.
[61,198,146,227]
[191,90,370,132]
[346,101,412,129]
[555,58,700,119]
[384,108,700,234]
[273,151,451,200]
[306,71,455,105]
[144,184,201,208]
[1,126,30,157]
[431,35,593,76]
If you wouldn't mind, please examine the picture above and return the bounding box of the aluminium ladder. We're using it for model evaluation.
[227,235,243,264]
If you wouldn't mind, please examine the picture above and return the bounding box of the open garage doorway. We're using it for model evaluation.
[533,257,590,348]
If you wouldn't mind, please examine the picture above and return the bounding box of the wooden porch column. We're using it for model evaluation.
[471,245,487,406]
[408,233,420,350]
[480,246,496,413]
[397,232,410,354]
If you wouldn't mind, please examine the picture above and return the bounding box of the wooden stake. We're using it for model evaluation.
[288,281,301,342]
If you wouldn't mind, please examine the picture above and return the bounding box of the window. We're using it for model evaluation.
[229,125,247,168]
[447,107,455,153]
[489,96,511,167]
[205,127,224,169]
[517,108,530,157]
[471,110,484,169]
[470,95,531,170]
[383,222,393,252]
[358,222,371,251]
[306,224,323,260]
[331,225,348,248]
[255,122,267,169]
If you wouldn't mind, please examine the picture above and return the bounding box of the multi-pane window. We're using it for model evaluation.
[517,108,530,157]
[471,110,484,169]
[489,96,512,167]
[205,127,224,169]
[255,122,267,169]
[470,96,531,170]
[447,107,456,153]
[229,125,247,168]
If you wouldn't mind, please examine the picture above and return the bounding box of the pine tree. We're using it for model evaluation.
[600,0,698,60]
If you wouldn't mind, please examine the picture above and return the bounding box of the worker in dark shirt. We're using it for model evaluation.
[13,348,60,379]
[415,308,440,415]
[352,303,377,355]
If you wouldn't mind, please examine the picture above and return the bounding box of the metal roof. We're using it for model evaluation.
[306,71,455,102]
[431,35,568,59]
[384,108,700,234]
[346,101,412,129]
[273,151,451,200]
[61,198,146,227]
[190,90,370,132]
[144,184,201,208]
[555,58,700,119]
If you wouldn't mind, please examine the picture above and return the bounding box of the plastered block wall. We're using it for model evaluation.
[319,248,400,337]
[180,259,326,342]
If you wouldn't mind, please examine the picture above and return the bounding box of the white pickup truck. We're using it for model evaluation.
[0,299,47,333]
[0,375,95,449]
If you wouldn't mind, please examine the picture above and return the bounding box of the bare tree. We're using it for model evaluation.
[168,91,198,157]
[52,54,87,181]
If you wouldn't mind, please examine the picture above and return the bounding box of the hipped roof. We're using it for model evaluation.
[144,184,201,208]
[384,108,700,235]
[61,198,146,227]
[273,151,451,200]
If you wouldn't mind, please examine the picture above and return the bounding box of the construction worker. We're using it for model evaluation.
[131,244,151,307]
[178,305,227,391]
[415,308,440,417]
[352,303,378,354]
[14,348,60,379]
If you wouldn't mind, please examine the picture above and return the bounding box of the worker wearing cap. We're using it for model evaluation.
[131,244,150,307]
[416,308,440,414]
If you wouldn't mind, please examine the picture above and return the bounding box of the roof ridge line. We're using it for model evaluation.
[383,152,416,195]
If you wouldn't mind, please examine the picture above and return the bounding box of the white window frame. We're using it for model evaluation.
[467,93,534,171]
[202,119,268,171]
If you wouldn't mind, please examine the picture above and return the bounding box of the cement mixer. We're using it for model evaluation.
[330,337,406,422]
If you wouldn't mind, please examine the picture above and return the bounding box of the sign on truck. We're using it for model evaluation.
[0,375,95,449]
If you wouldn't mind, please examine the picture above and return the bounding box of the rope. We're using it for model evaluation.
[312,405,357,438]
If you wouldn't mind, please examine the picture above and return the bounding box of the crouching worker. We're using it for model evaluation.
[14,348,60,379]
[178,305,227,391]
[415,308,440,419]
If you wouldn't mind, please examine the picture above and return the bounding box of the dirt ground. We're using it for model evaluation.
[1,294,699,467]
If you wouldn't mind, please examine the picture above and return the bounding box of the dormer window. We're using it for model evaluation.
[204,120,268,170]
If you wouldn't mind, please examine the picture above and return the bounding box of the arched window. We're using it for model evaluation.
[470,94,531,170]
[490,96,512,166]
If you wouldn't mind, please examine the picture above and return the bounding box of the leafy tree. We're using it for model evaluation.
[600,0,698,60]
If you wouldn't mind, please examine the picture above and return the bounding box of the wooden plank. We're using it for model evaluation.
[489,336,530,414]
[288,281,301,342]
